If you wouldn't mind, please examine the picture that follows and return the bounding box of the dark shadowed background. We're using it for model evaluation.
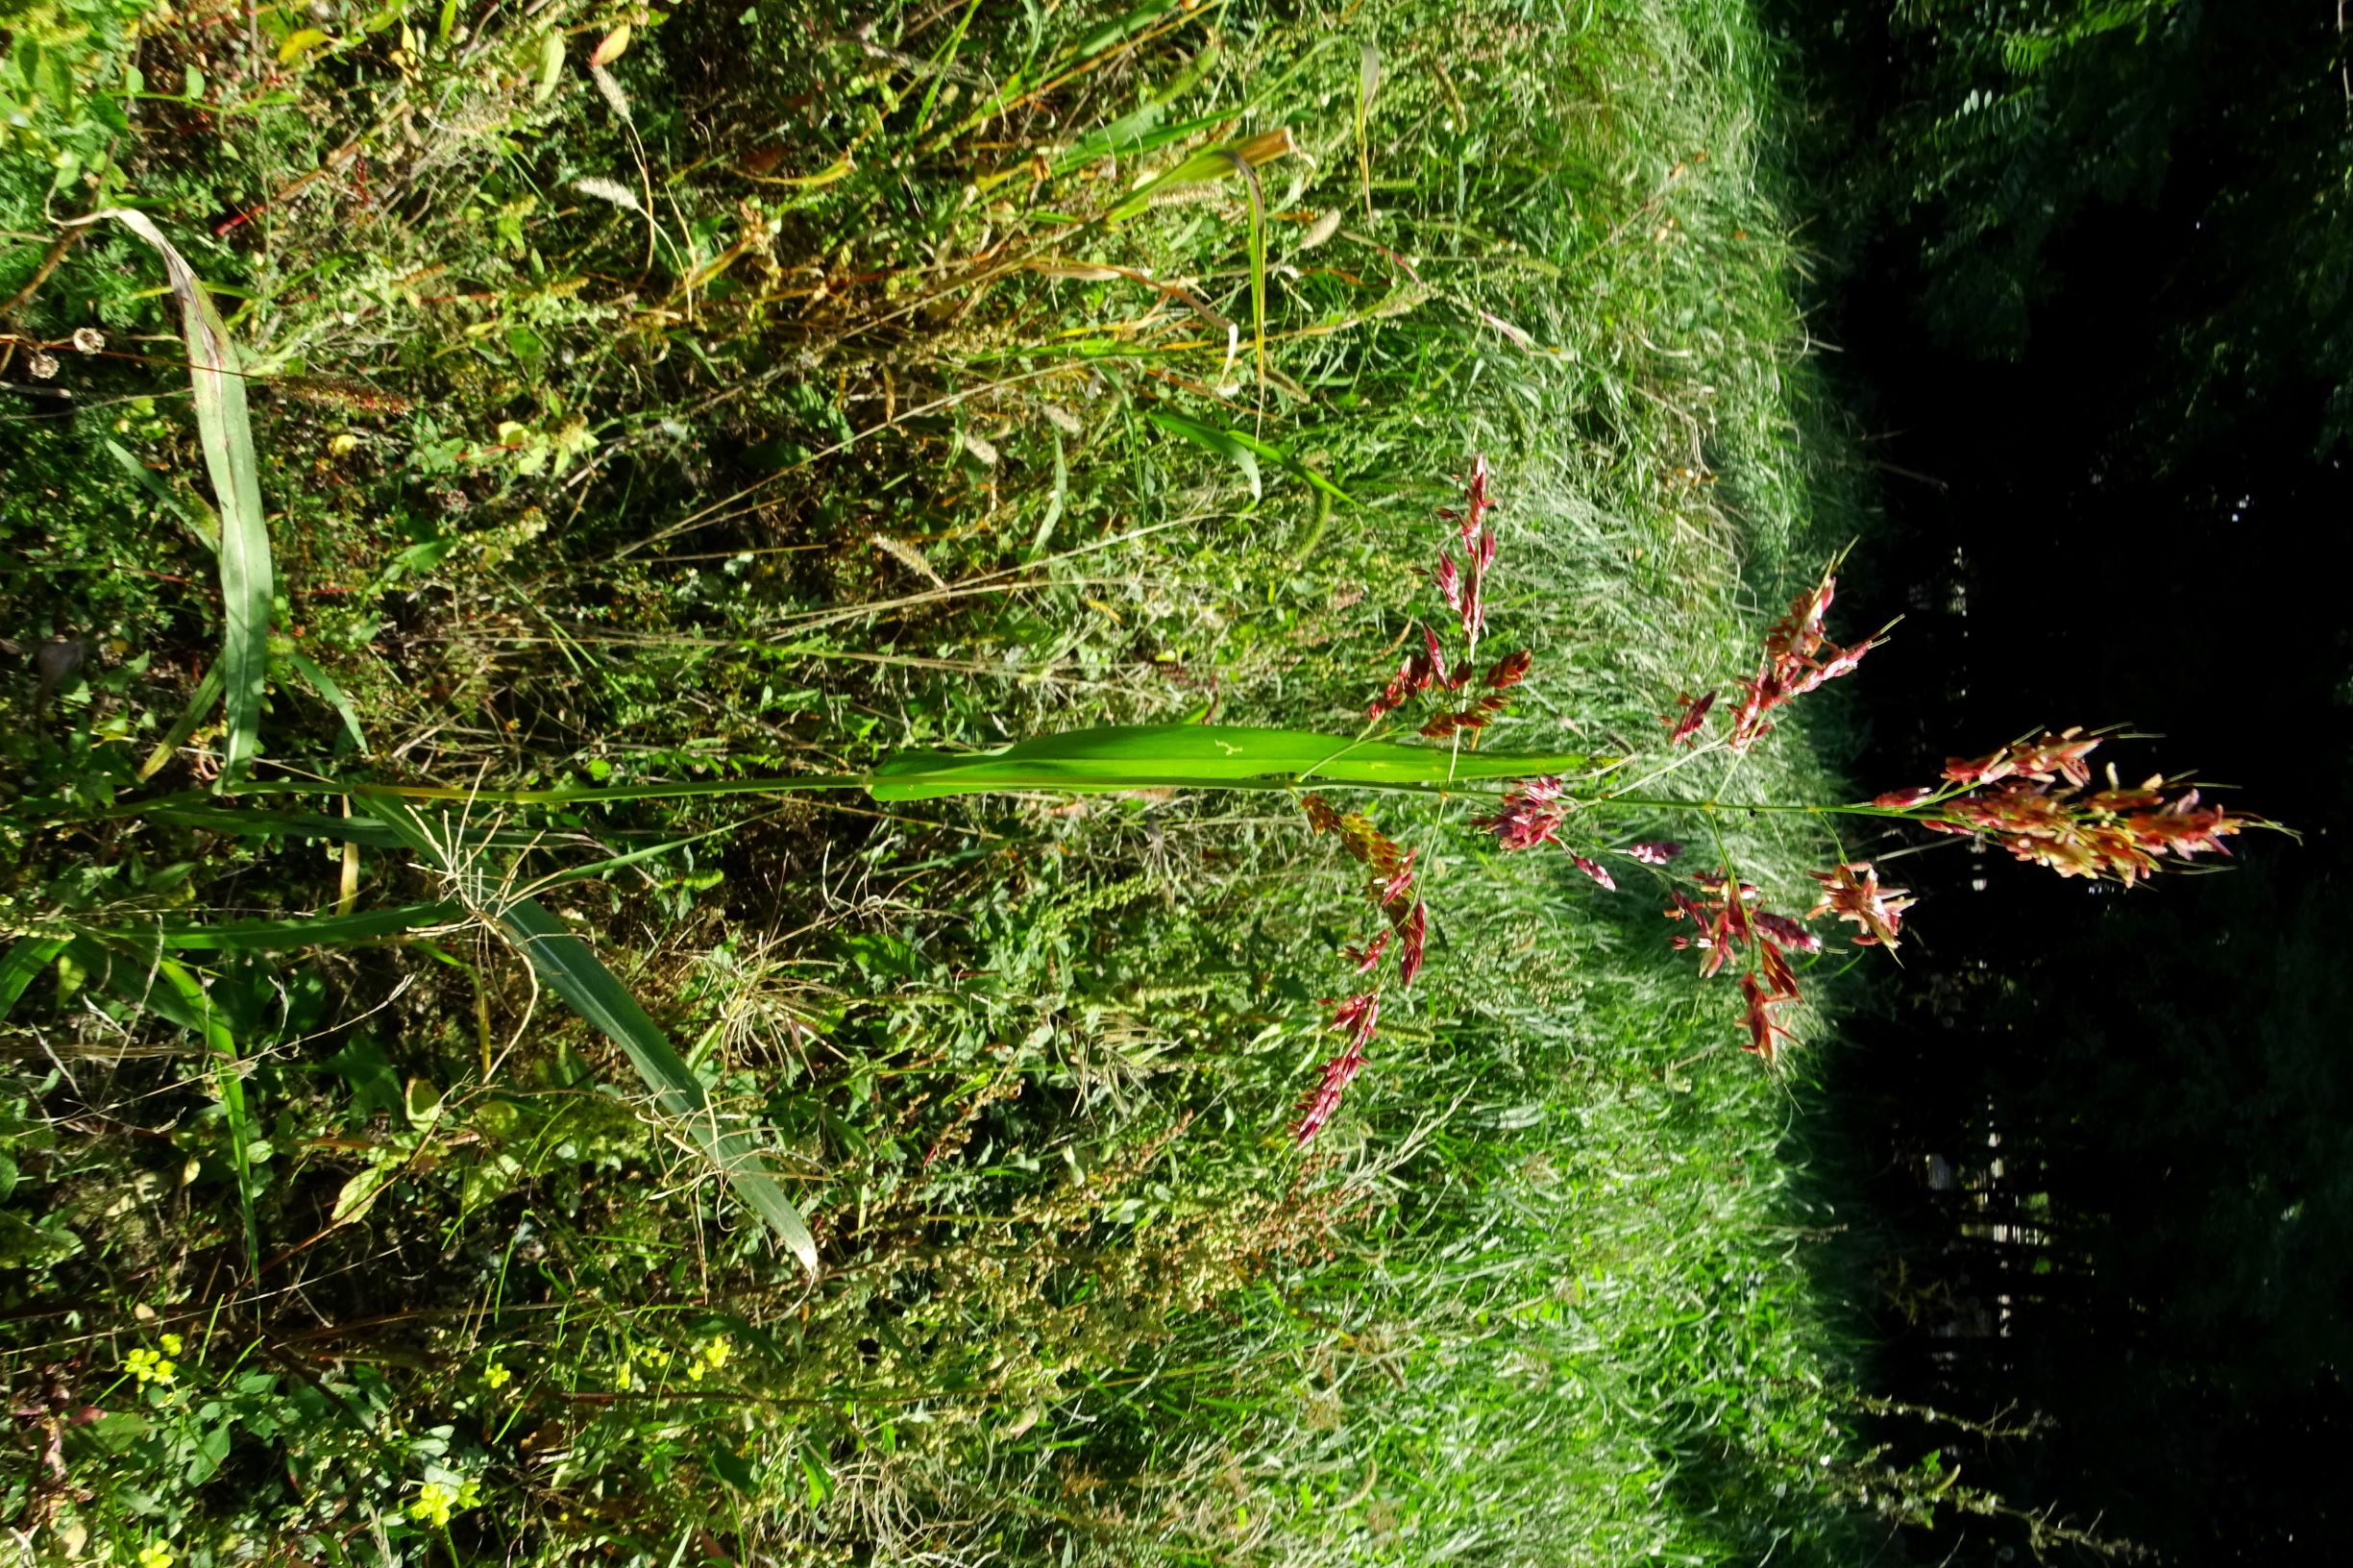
[1781,0,2353,1559]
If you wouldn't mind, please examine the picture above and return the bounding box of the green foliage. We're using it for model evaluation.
[0,0,151,221]
[0,0,1904,1563]
[1812,0,2353,453]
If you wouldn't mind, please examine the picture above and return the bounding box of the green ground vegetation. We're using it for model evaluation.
[4,2,1908,1563]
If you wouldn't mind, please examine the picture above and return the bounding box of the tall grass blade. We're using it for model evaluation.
[152,954,262,1280]
[106,436,219,550]
[81,210,273,780]
[60,935,262,1276]
[1150,409,1260,500]
[284,649,368,754]
[0,937,68,1021]
[85,902,461,952]
[132,798,555,849]
[139,664,226,782]
[372,804,820,1272]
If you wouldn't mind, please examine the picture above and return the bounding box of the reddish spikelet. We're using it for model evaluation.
[1664,890,1736,978]
[1337,812,1405,874]
[1295,992,1382,1142]
[1933,770,2251,885]
[1435,552,1463,613]
[1453,454,1496,641]
[1343,931,1392,973]
[1483,649,1533,690]
[1944,726,2102,789]
[1725,567,1877,752]
[1666,690,1716,747]
[1421,707,1499,740]
[1327,992,1381,1050]
[1872,787,1933,809]
[1692,870,1762,902]
[1808,862,1914,949]
[1374,846,1419,914]
[1570,854,1616,892]
[1942,747,2013,787]
[1766,576,1836,666]
[1293,1045,1368,1142]
[1813,640,1872,685]
[1423,625,1456,691]
[1721,879,1757,950]
[1664,873,1768,978]
[1629,840,1683,866]
[1367,654,1427,723]
[2128,790,2243,860]
[1738,972,1799,1064]
[1478,776,1569,852]
[1752,911,1823,953]
[1301,794,1344,835]
[1727,673,1781,750]
[1398,900,1428,986]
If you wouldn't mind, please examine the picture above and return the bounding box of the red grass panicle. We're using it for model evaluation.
[1665,690,1716,747]
[1807,862,1914,950]
[1367,454,1532,739]
[1570,853,1616,892]
[1726,567,1883,751]
[1476,775,1569,853]
[1877,725,2258,886]
[1294,544,2270,1128]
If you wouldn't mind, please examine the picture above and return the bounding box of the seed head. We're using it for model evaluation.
[1478,776,1568,852]
[1807,862,1913,949]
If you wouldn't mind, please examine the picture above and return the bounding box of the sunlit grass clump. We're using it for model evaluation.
[0,1,1906,1563]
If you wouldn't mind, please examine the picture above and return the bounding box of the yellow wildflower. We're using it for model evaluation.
[409,1481,460,1528]
[158,1333,184,1357]
[136,1544,175,1568]
[125,1348,177,1385]
[699,1335,730,1369]
[483,1362,511,1389]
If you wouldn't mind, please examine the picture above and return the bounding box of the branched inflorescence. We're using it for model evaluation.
[1293,455,1537,1141]
[1904,727,2248,883]
[1295,796,1424,1140]
[1364,455,1536,741]
[1287,481,2267,1138]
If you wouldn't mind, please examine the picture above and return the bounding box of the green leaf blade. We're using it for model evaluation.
[870,723,1596,799]
[0,937,68,1021]
[85,209,274,780]
[86,902,461,953]
[373,804,818,1272]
